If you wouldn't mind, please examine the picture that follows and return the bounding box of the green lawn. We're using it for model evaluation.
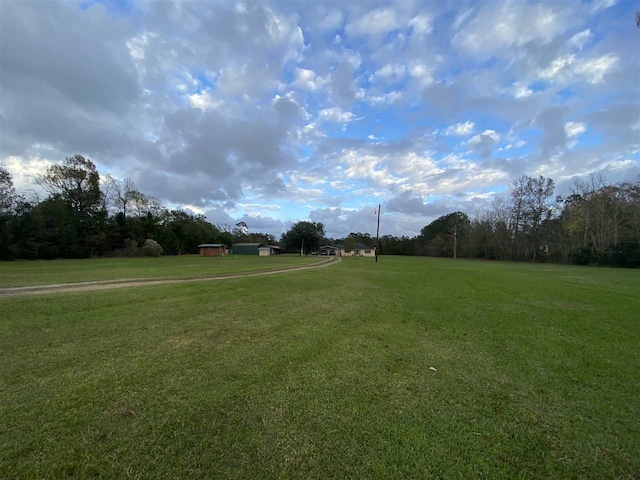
[1,257,638,478]
[0,254,323,288]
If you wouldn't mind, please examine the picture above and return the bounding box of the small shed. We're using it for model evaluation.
[198,244,228,257]
[232,243,264,255]
[258,245,282,256]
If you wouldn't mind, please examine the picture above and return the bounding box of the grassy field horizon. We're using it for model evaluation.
[1,257,638,478]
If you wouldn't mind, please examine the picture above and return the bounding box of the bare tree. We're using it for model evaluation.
[103,175,137,218]
[0,167,15,214]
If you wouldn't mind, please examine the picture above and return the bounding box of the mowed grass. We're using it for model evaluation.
[0,254,323,288]
[1,257,638,479]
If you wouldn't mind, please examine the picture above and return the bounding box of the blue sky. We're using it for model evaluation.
[1,0,638,238]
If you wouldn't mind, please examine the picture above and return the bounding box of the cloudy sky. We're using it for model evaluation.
[1,0,638,238]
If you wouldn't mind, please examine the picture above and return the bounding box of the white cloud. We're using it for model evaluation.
[443,121,475,136]
[3,155,54,194]
[590,0,617,14]
[408,63,433,85]
[293,68,320,91]
[239,203,281,211]
[346,8,400,37]
[187,90,222,111]
[318,107,360,124]
[468,129,500,144]
[565,121,586,137]
[408,14,432,35]
[452,8,474,30]
[367,91,403,105]
[539,52,618,85]
[539,54,576,80]
[511,82,533,99]
[340,150,405,188]
[569,29,592,50]
[372,63,406,80]
[318,10,344,30]
[394,152,444,177]
[126,31,156,62]
[454,2,571,59]
[575,53,618,84]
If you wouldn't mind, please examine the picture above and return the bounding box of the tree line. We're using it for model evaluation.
[1,155,638,267]
[0,155,260,260]
[379,175,640,268]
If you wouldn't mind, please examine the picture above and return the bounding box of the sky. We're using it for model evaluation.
[1,0,638,239]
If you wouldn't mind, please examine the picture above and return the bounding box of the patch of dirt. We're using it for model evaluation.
[0,257,341,297]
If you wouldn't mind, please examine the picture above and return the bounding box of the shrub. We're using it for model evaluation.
[142,239,163,257]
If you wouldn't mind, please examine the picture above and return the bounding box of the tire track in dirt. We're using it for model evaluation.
[0,257,341,297]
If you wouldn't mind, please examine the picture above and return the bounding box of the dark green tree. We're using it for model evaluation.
[0,168,16,259]
[417,212,470,257]
[343,235,355,253]
[281,221,325,253]
[37,155,102,217]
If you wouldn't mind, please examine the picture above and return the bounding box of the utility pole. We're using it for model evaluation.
[301,237,304,257]
[375,203,381,263]
[453,224,457,259]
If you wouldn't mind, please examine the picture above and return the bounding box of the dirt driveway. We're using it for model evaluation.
[0,256,341,297]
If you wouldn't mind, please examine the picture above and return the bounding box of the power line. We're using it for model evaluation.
[379,219,430,226]
[330,206,378,239]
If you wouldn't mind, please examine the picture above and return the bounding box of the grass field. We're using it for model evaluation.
[1,257,638,478]
[0,254,323,288]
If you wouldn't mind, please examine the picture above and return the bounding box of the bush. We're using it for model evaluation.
[142,239,163,257]
[111,239,143,257]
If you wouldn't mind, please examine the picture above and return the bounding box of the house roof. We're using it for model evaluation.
[354,243,374,250]
[232,243,265,247]
[319,245,339,250]
[198,244,227,248]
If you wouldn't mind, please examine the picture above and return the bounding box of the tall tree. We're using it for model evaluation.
[37,155,102,217]
[281,221,325,253]
[36,155,105,257]
[343,235,355,253]
[232,221,249,242]
[508,175,556,260]
[103,175,137,219]
[0,167,15,214]
[417,211,469,257]
[0,168,17,259]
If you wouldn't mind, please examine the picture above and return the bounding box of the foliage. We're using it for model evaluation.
[281,221,325,253]
[1,156,231,260]
[343,235,355,253]
[142,239,163,257]
[416,211,469,257]
[37,155,102,217]
[0,167,15,214]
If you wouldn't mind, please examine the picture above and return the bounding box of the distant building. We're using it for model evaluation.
[198,244,228,257]
[340,243,375,257]
[318,244,375,257]
[258,245,282,256]
[233,243,282,256]
[353,243,375,257]
[319,245,339,256]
